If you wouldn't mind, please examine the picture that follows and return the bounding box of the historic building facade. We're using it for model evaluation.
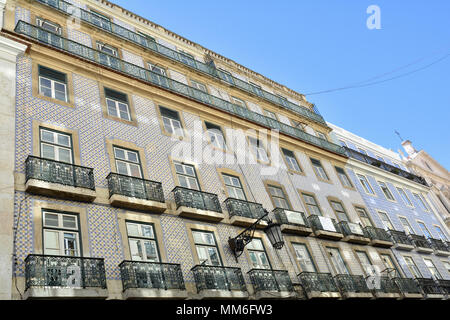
[0,0,448,300]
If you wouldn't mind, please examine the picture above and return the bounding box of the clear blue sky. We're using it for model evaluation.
[113,0,450,169]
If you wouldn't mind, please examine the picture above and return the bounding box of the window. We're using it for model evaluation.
[380,254,401,277]
[249,82,263,96]
[282,148,302,172]
[316,131,328,141]
[248,137,269,163]
[378,211,394,230]
[105,88,131,121]
[114,146,142,178]
[396,187,413,206]
[193,230,221,266]
[36,17,61,34]
[310,158,329,181]
[292,243,316,272]
[413,193,430,211]
[174,161,200,190]
[434,225,447,241]
[335,166,353,188]
[136,31,155,46]
[148,62,166,76]
[160,106,183,136]
[148,62,169,87]
[357,174,375,194]
[38,65,68,102]
[40,128,73,163]
[247,239,270,269]
[264,110,278,120]
[355,207,373,227]
[378,181,395,201]
[302,193,322,216]
[205,122,226,150]
[399,217,414,235]
[90,10,111,30]
[222,174,246,200]
[43,210,79,256]
[404,256,421,278]
[126,222,159,262]
[218,68,234,84]
[230,96,246,109]
[191,79,208,93]
[327,247,349,275]
[423,258,442,280]
[178,50,196,67]
[330,200,349,222]
[417,222,432,238]
[267,185,290,209]
[97,41,118,56]
[355,250,375,275]
[97,41,119,68]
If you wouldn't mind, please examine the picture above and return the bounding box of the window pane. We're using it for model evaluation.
[141,225,154,238]
[41,130,55,143]
[63,232,78,256]
[62,215,76,229]
[127,223,140,237]
[44,213,59,227]
[41,144,55,160]
[58,147,71,163]
[44,230,60,254]
[144,241,158,261]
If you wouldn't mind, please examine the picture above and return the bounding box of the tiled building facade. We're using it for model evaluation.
[0,0,449,300]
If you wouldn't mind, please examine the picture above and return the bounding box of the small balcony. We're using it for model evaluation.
[436,279,450,297]
[408,234,433,254]
[297,272,340,299]
[248,269,295,299]
[363,226,393,248]
[107,173,167,213]
[272,208,312,236]
[24,254,107,299]
[334,274,373,299]
[307,215,343,240]
[25,155,96,201]
[224,198,268,228]
[173,187,223,222]
[388,230,415,251]
[427,238,450,256]
[338,221,370,245]
[191,265,248,299]
[393,277,423,299]
[372,276,401,299]
[416,278,445,299]
[119,261,187,299]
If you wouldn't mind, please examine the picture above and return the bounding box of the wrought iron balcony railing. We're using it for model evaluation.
[14,21,346,157]
[436,279,450,295]
[416,278,444,295]
[273,208,309,228]
[375,276,400,294]
[25,254,106,290]
[343,147,427,186]
[428,238,450,252]
[224,198,266,220]
[388,230,413,246]
[393,277,422,295]
[307,215,341,234]
[191,265,246,292]
[35,0,327,126]
[172,186,222,213]
[298,272,339,293]
[408,234,432,249]
[25,155,95,190]
[247,269,293,292]
[363,226,392,243]
[107,172,165,202]
[334,274,371,294]
[337,221,367,238]
[119,261,185,291]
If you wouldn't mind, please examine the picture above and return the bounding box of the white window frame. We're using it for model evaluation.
[43,210,80,257]
[126,221,159,262]
[247,239,271,270]
[40,128,73,163]
[311,158,329,181]
[378,211,394,230]
[106,96,131,121]
[174,161,200,190]
[378,181,395,201]
[192,230,221,266]
[114,146,142,178]
[357,174,375,194]
[396,187,413,207]
[249,137,269,163]
[222,174,246,200]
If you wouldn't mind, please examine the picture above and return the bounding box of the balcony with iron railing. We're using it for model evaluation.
[24,254,107,299]
[436,279,450,296]
[393,277,423,299]
[372,276,401,298]
[343,147,427,186]
[119,261,187,299]
[334,274,372,298]
[416,278,445,299]
[272,208,312,236]
[14,21,347,157]
[172,187,223,222]
[25,155,96,201]
[408,234,434,254]
[428,238,450,256]
[106,173,167,213]
[307,215,343,241]
[388,230,415,250]
[363,226,393,248]
[297,272,340,299]
[338,221,370,245]
[248,269,294,299]
[35,0,327,126]
[191,265,248,299]
[224,198,267,228]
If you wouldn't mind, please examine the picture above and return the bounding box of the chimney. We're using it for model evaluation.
[401,140,418,157]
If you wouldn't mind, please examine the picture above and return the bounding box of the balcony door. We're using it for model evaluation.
[292,243,316,273]
[43,210,80,257]
[355,207,373,227]
[326,247,349,275]
[175,161,200,190]
[114,146,145,198]
[247,239,271,270]
[126,222,159,262]
[40,128,73,164]
[380,254,401,278]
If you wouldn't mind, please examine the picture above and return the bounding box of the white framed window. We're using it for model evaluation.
[378,211,394,230]
[355,207,373,227]
[413,193,431,212]
[282,148,302,172]
[248,137,269,163]
[434,225,447,241]
[247,239,270,269]
[105,88,131,121]
[423,258,442,280]
[160,106,183,137]
[40,128,73,164]
[330,200,350,222]
[302,193,322,216]
[36,17,61,34]
[355,250,375,275]
[357,174,375,194]
[396,187,413,206]
[268,185,290,209]
[292,243,316,272]
[327,247,349,275]
[126,222,159,262]
[378,181,395,201]
[222,174,246,200]
[43,210,79,257]
[205,122,226,150]
[404,256,421,278]
[335,166,353,188]
[38,65,67,102]
[148,62,166,76]
[97,41,119,68]
[231,96,247,109]
[174,161,200,190]
[399,216,414,235]
[114,146,142,178]
[380,254,401,277]
[192,230,221,266]
[417,221,432,238]
[310,158,329,181]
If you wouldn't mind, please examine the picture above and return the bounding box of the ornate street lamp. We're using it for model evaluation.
[228,209,284,261]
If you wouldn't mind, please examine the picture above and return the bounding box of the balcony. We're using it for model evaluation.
[172,187,223,222]
[436,279,450,297]
[388,230,415,251]
[24,254,107,299]
[191,265,248,299]
[416,278,445,299]
[225,198,267,228]
[307,215,343,240]
[428,238,450,256]
[408,234,433,254]
[393,277,423,299]
[107,173,166,213]
[344,147,427,186]
[119,261,187,299]
[372,276,401,299]
[14,21,347,157]
[272,208,312,236]
[297,272,340,299]
[25,155,96,201]
[363,226,393,248]
[338,221,370,245]
[247,269,295,299]
[334,274,373,299]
